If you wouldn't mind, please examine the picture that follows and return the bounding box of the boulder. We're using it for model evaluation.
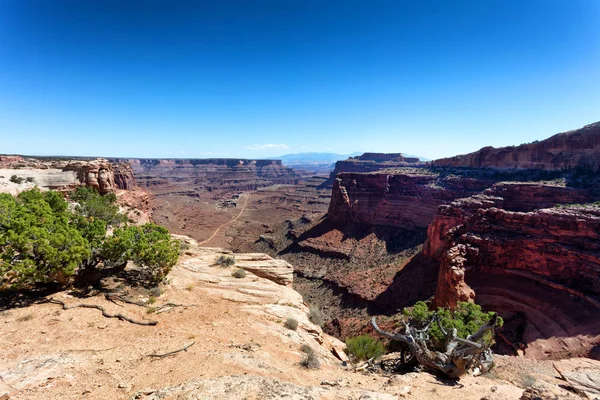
[235,256,294,286]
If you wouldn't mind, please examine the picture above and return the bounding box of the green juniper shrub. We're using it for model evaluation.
[0,188,179,290]
[102,223,180,285]
[0,189,89,288]
[345,335,385,361]
[71,186,127,226]
[401,301,503,352]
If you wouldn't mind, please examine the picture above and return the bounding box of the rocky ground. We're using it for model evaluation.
[2,237,597,400]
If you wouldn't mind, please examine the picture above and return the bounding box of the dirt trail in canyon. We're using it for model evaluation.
[198,193,251,246]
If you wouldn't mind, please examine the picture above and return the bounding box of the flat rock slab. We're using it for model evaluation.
[236,259,294,286]
[132,375,398,400]
[554,358,600,399]
[0,353,74,393]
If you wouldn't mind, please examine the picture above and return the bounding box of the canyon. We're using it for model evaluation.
[110,158,301,193]
[1,120,600,399]
[425,184,600,359]
[272,122,600,360]
[4,238,582,400]
[101,157,330,250]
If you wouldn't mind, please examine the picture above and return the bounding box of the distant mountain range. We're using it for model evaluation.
[273,152,361,166]
[273,152,429,166]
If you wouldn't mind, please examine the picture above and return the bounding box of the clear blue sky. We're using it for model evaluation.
[1,1,599,159]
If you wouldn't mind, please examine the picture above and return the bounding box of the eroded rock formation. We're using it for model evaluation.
[327,169,490,230]
[433,121,600,171]
[301,121,600,360]
[424,183,594,259]
[61,159,116,194]
[323,152,424,187]
[0,156,136,194]
[332,153,423,175]
[110,158,300,194]
[426,183,600,359]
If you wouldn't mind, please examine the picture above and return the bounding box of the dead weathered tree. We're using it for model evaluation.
[371,314,497,378]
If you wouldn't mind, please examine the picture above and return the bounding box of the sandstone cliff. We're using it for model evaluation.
[316,125,600,361]
[324,152,425,187]
[423,182,594,259]
[433,121,600,171]
[0,156,137,194]
[426,184,600,359]
[327,169,490,230]
[111,158,300,193]
[111,161,138,190]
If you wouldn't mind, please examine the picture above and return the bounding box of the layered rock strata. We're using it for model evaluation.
[332,153,423,175]
[433,121,600,171]
[424,183,594,259]
[327,169,491,230]
[324,152,425,187]
[110,158,300,194]
[426,183,600,359]
[0,156,136,194]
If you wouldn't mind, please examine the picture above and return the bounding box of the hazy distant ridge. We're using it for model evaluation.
[274,152,429,166]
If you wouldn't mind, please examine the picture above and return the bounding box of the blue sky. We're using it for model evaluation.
[1,1,599,159]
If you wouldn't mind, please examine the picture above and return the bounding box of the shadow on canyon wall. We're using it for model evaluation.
[370,253,438,315]
[282,218,427,257]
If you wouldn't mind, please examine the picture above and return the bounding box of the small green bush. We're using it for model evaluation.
[345,335,385,361]
[232,268,246,279]
[214,255,235,267]
[402,301,503,352]
[9,175,24,184]
[284,317,299,331]
[299,344,320,369]
[308,307,324,327]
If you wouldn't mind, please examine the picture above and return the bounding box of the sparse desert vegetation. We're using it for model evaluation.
[9,175,24,184]
[213,255,235,267]
[308,306,324,327]
[345,335,385,361]
[284,317,299,331]
[231,268,246,279]
[299,344,320,369]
